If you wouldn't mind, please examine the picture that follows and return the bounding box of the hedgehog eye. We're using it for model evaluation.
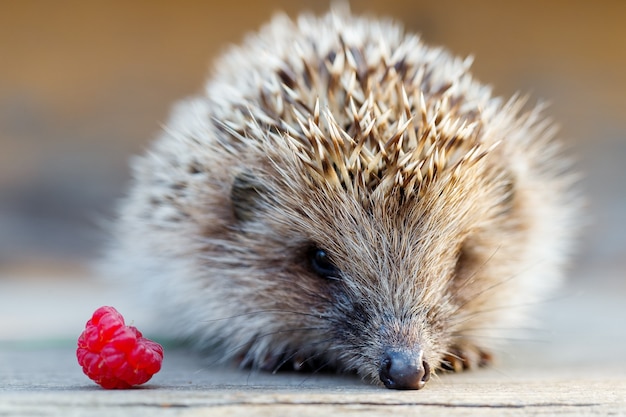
[308,247,340,280]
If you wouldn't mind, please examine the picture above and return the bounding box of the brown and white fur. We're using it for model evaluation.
[105,8,579,389]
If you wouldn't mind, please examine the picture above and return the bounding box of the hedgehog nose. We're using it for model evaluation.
[379,348,431,390]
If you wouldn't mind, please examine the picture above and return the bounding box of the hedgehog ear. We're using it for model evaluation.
[231,171,265,222]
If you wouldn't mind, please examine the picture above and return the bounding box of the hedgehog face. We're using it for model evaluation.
[210,28,525,385]
[226,143,522,389]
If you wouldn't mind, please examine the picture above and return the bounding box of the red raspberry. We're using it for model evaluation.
[77,306,163,389]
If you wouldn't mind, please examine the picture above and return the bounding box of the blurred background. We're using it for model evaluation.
[1,1,624,346]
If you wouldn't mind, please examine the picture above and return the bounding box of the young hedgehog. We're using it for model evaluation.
[108,8,579,390]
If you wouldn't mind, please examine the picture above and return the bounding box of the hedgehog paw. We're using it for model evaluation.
[441,343,492,372]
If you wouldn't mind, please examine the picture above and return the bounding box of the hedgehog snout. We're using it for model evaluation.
[378,347,431,390]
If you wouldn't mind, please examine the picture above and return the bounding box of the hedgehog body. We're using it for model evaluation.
[108,9,578,389]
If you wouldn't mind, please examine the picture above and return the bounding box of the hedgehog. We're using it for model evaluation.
[106,8,579,390]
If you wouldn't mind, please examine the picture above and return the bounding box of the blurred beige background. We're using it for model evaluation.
[1,1,624,339]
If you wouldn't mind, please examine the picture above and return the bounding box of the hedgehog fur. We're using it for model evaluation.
[106,7,579,389]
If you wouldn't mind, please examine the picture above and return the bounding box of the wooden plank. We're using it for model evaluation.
[1,346,625,417]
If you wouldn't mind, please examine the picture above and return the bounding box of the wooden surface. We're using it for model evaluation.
[2,271,625,417]
[2,347,625,416]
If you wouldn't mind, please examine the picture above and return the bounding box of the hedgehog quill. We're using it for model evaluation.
[107,8,579,389]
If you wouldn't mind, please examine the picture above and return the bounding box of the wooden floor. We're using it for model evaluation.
[2,346,625,416]
[1,268,625,416]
